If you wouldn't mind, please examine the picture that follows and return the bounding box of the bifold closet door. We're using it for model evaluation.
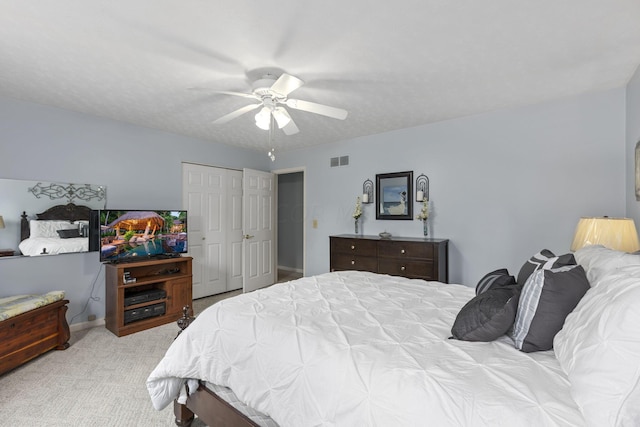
[183,163,229,298]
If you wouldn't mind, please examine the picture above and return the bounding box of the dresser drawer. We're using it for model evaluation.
[377,240,433,260]
[331,254,378,272]
[330,237,377,256]
[378,259,435,279]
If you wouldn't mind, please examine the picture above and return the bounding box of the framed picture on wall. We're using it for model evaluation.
[636,141,640,201]
[376,171,413,220]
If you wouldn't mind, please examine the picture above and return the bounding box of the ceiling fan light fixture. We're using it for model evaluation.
[272,107,291,129]
[255,107,271,130]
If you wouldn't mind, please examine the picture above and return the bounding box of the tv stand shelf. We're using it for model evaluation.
[105,257,192,337]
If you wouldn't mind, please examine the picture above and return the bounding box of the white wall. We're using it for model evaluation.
[273,88,627,285]
[626,65,640,222]
[0,95,269,324]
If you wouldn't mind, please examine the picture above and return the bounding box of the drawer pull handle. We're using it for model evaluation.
[351,260,355,265]
[400,249,406,254]
[401,266,406,271]
[351,245,355,250]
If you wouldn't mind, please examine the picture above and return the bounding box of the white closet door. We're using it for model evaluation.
[242,168,275,293]
[226,170,243,291]
[183,163,227,299]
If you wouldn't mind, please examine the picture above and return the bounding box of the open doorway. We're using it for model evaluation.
[276,169,304,283]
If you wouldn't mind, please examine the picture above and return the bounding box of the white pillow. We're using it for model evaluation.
[574,245,640,285]
[29,220,76,238]
[554,265,640,426]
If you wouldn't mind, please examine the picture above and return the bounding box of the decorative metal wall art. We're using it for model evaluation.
[28,182,106,203]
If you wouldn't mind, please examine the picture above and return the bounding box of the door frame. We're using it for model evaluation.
[272,167,306,278]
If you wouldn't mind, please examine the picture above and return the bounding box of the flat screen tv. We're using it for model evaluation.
[98,210,188,263]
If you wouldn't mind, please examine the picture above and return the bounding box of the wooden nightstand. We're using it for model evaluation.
[0,249,15,257]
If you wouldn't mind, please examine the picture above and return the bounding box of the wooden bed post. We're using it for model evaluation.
[174,400,194,427]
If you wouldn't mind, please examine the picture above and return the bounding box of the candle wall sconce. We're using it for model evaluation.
[416,174,429,201]
[362,179,373,204]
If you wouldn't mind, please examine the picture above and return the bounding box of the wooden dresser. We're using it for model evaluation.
[330,234,449,283]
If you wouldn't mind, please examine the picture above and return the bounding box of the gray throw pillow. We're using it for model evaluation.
[57,228,82,239]
[451,286,520,342]
[512,264,590,352]
[516,249,576,286]
[475,268,516,295]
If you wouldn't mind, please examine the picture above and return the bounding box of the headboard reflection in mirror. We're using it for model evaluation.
[0,179,106,258]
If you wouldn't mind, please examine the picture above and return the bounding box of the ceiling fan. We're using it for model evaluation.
[205,73,348,135]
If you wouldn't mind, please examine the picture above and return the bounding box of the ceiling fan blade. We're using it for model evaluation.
[189,88,259,100]
[282,118,300,135]
[285,99,348,120]
[213,103,261,125]
[270,73,304,97]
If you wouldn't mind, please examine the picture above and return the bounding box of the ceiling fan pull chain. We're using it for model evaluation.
[267,113,276,161]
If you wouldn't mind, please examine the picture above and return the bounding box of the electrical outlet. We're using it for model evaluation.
[312,219,318,229]
[88,314,96,322]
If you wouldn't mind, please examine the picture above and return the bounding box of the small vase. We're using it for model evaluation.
[423,219,428,236]
[355,218,359,235]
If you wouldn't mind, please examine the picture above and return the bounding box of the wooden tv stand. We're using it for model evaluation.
[105,257,192,337]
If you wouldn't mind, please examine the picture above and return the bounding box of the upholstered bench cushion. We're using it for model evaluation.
[0,291,65,321]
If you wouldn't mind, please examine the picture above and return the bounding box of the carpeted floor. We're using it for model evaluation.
[0,271,302,427]
[0,291,239,427]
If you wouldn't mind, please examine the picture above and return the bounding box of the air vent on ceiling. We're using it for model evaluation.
[330,156,349,167]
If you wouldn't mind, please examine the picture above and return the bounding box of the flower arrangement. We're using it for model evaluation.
[416,199,429,236]
[353,196,362,219]
[416,199,429,221]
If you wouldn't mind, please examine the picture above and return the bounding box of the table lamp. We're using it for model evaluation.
[570,217,640,252]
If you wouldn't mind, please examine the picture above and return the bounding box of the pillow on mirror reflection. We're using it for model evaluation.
[29,220,76,238]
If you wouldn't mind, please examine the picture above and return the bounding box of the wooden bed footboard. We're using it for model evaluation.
[0,299,71,376]
[174,382,260,427]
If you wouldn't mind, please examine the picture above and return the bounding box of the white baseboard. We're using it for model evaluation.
[70,317,105,333]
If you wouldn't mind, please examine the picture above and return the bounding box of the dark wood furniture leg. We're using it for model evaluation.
[174,400,195,427]
[174,382,260,427]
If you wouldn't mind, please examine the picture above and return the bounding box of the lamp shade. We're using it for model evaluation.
[0,215,4,229]
[570,217,640,252]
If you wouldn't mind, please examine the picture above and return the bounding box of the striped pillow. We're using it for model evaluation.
[476,269,516,295]
[512,265,589,352]
[516,249,576,286]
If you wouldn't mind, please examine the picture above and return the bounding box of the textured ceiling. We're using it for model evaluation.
[1,1,640,152]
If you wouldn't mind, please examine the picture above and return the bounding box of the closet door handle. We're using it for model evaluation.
[244,234,254,240]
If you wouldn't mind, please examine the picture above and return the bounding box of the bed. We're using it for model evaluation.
[147,245,640,427]
[19,203,92,256]
[0,291,70,376]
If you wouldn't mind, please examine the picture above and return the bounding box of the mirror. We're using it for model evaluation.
[376,171,413,220]
[0,178,106,257]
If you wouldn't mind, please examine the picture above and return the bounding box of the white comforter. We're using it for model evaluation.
[18,236,88,255]
[147,271,584,426]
